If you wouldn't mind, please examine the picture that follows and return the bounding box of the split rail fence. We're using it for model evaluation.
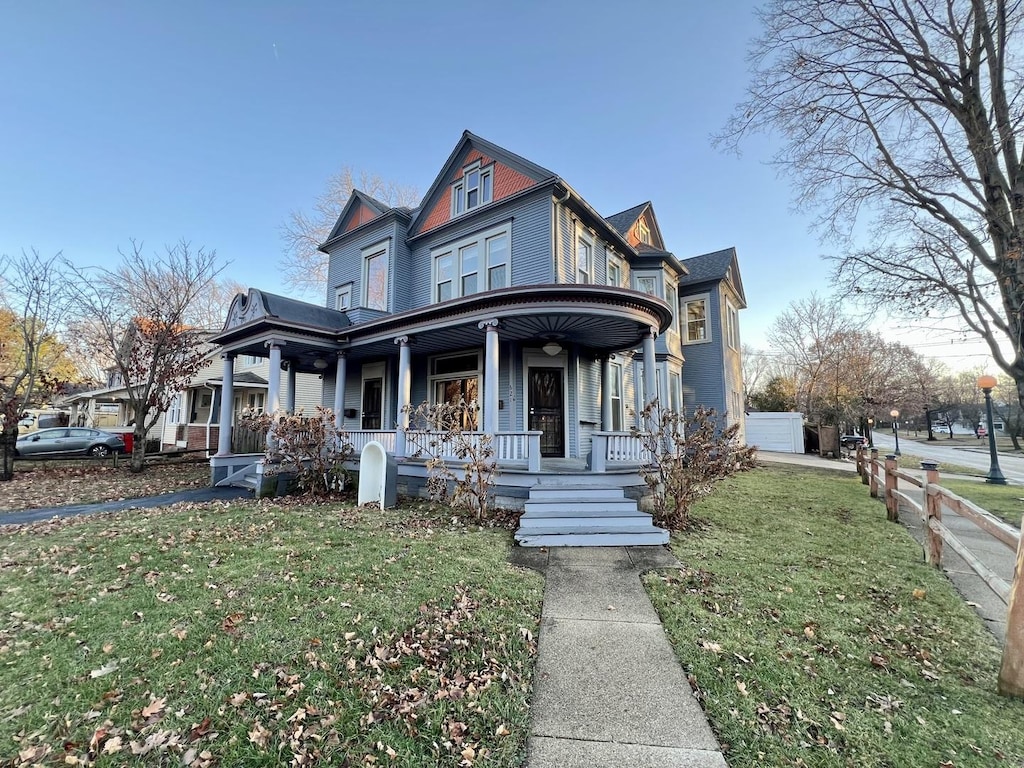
[856,446,1024,698]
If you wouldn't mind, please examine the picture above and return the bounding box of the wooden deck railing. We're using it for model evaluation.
[856,445,1024,698]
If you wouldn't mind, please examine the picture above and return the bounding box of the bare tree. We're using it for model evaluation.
[0,249,74,480]
[719,0,1024,408]
[68,240,222,472]
[280,167,419,298]
[184,276,248,330]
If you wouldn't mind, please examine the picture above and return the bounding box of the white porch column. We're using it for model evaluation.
[643,328,658,409]
[285,361,297,414]
[394,336,411,457]
[479,319,500,434]
[216,353,235,455]
[333,352,347,429]
[601,355,613,431]
[266,342,283,414]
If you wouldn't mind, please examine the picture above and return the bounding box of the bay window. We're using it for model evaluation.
[433,225,510,302]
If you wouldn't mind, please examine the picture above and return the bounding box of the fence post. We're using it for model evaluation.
[856,444,866,481]
[921,461,942,566]
[869,448,879,498]
[884,454,899,521]
[998,516,1024,698]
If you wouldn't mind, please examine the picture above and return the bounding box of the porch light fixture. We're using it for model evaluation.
[542,340,562,356]
[313,358,329,370]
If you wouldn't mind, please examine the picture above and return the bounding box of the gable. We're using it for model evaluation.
[344,200,382,233]
[409,131,555,239]
[605,202,665,251]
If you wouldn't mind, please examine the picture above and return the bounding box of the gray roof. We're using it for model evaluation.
[604,202,649,237]
[678,248,746,305]
[259,291,351,331]
[356,190,392,214]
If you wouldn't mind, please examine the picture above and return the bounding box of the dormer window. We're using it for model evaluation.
[636,218,651,245]
[451,162,493,216]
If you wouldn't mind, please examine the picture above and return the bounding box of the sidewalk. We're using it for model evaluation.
[511,546,727,768]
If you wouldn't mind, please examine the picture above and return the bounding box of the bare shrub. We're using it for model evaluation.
[632,403,757,531]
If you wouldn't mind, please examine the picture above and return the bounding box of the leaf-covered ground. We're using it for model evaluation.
[647,464,1024,767]
[0,500,543,766]
[0,460,209,513]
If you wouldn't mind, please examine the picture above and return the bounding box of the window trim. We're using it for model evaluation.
[634,270,661,298]
[450,161,494,217]
[607,250,622,287]
[725,300,740,350]
[636,218,650,245]
[431,223,510,302]
[428,351,482,430]
[609,361,624,432]
[361,240,390,311]
[335,283,353,312]
[683,293,711,345]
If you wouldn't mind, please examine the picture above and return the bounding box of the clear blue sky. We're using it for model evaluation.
[0,1,981,365]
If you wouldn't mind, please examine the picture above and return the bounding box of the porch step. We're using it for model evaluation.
[229,473,259,491]
[515,532,670,547]
[515,484,669,547]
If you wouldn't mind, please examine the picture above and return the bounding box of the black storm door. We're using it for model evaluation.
[528,368,564,457]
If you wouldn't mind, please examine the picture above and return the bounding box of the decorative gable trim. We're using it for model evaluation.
[320,190,392,249]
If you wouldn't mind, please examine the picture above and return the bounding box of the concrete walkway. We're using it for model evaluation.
[0,487,251,526]
[512,546,727,768]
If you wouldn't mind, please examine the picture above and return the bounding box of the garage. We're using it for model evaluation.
[745,412,805,453]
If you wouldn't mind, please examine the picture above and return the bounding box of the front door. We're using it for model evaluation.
[361,377,383,430]
[528,368,564,457]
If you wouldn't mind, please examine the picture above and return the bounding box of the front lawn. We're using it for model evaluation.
[0,500,542,767]
[940,479,1024,529]
[647,464,1024,767]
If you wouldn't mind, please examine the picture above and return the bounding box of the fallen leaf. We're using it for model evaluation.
[89,660,119,678]
[141,697,166,720]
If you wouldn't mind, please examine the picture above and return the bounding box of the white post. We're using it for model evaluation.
[601,356,612,431]
[394,336,411,457]
[216,353,235,455]
[285,361,297,414]
[334,352,347,429]
[479,319,500,434]
[643,328,657,408]
[266,342,283,414]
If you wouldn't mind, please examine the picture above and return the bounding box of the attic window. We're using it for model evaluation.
[451,162,493,216]
[636,218,651,245]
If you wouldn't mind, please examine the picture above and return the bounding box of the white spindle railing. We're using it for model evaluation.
[347,430,396,454]
[591,431,651,472]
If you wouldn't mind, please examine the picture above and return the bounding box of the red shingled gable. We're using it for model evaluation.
[418,152,539,235]
[344,201,380,233]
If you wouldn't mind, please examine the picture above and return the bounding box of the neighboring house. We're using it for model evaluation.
[209,131,746,545]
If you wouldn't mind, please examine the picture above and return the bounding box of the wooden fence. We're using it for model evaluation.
[856,446,1024,698]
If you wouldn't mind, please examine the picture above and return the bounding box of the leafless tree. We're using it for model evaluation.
[67,240,222,472]
[719,0,1024,408]
[280,167,419,298]
[0,249,74,479]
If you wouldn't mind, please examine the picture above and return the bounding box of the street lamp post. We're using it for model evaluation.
[866,417,874,448]
[977,375,1006,485]
[890,408,901,456]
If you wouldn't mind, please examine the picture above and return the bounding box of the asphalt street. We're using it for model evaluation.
[870,431,1024,483]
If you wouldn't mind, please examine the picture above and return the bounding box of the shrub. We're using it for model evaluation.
[631,403,757,530]
[404,400,496,522]
[243,406,353,497]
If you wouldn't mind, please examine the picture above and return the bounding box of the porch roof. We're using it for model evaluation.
[213,284,673,363]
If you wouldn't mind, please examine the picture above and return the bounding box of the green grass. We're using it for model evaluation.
[645,465,1024,767]
[0,500,543,767]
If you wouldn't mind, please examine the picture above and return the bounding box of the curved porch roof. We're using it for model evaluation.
[214,285,673,367]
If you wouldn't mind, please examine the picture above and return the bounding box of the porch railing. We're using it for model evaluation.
[347,430,397,454]
[402,430,543,471]
[590,431,651,472]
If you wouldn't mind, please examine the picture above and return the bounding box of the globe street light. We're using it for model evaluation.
[977,375,1007,485]
[890,408,901,456]
[866,417,874,448]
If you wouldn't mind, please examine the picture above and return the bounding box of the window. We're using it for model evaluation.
[607,252,622,287]
[726,301,740,349]
[168,393,183,424]
[363,242,390,311]
[609,362,623,431]
[576,229,593,283]
[433,225,510,302]
[240,355,261,367]
[429,352,480,430]
[666,283,678,335]
[635,274,659,296]
[451,162,493,216]
[669,372,682,414]
[636,218,651,245]
[683,296,710,343]
[335,283,353,311]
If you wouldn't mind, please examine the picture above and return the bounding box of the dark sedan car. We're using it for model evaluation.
[15,428,126,458]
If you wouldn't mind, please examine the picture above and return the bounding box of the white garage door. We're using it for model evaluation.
[745,413,804,453]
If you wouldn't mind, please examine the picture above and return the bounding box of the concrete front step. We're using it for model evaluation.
[523,500,641,517]
[515,531,670,547]
[517,516,665,535]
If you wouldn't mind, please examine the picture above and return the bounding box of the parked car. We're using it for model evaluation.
[15,428,126,458]
[840,434,867,449]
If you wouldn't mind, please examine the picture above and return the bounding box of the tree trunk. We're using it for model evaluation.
[131,421,147,473]
[0,428,17,481]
